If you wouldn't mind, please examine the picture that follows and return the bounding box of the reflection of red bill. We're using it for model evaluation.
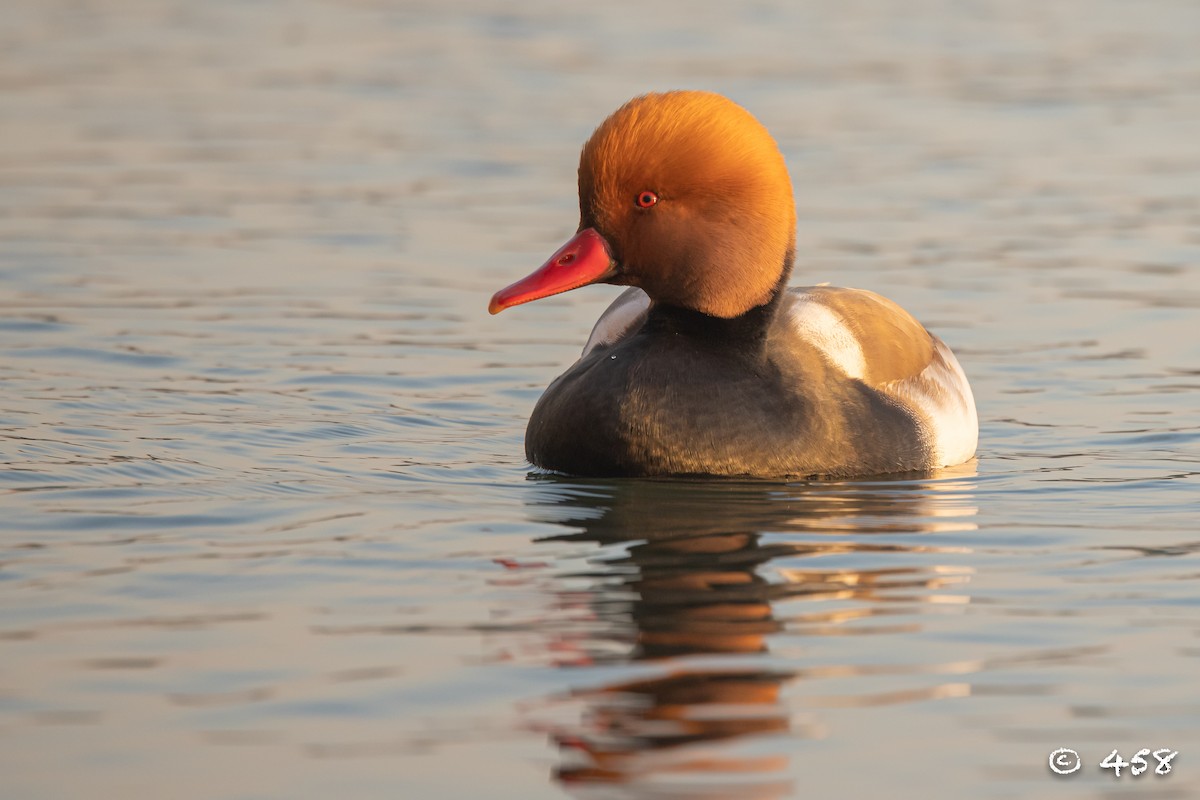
[493,557,549,570]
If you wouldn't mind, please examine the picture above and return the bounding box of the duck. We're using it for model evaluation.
[489,91,977,478]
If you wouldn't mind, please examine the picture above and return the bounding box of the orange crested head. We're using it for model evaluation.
[489,91,796,319]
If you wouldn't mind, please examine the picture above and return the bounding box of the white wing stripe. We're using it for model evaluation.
[786,294,867,379]
[582,288,651,357]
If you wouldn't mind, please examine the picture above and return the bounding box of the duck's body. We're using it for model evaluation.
[491,91,977,478]
[528,285,975,477]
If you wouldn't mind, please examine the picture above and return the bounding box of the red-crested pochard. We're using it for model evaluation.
[490,91,977,478]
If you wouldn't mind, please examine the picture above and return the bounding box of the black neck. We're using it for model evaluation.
[643,248,794,345]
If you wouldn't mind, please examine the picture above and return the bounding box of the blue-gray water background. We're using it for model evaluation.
[2,1,1199,798]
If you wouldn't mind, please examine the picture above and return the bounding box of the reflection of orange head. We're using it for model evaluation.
[548,528,796,795]
[529,471,980,798]
[634,553,776,656]
[555,671,793,798]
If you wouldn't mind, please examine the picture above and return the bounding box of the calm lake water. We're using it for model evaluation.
[3,1,1199,798]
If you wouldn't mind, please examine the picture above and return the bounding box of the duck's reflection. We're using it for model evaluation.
[522,470,978,798]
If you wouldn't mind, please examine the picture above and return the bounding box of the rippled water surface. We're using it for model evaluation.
[3,1,1200,798]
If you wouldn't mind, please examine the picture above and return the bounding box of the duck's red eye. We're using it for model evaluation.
[635,191,659,209]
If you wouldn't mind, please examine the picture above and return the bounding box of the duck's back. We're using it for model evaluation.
[525,286,977,478]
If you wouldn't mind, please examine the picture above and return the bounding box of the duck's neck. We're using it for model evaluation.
[643,248,793,346]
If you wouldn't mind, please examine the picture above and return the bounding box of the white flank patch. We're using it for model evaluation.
[885,339,979,467]
[786,293,867,379]
[582,288,651,357]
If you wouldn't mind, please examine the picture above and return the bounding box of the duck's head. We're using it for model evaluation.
[489,91,796,319]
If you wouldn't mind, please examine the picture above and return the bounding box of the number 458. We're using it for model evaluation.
[1100,748,1178,777]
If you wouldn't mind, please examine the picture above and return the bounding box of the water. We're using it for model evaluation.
[2,1,1199,797]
